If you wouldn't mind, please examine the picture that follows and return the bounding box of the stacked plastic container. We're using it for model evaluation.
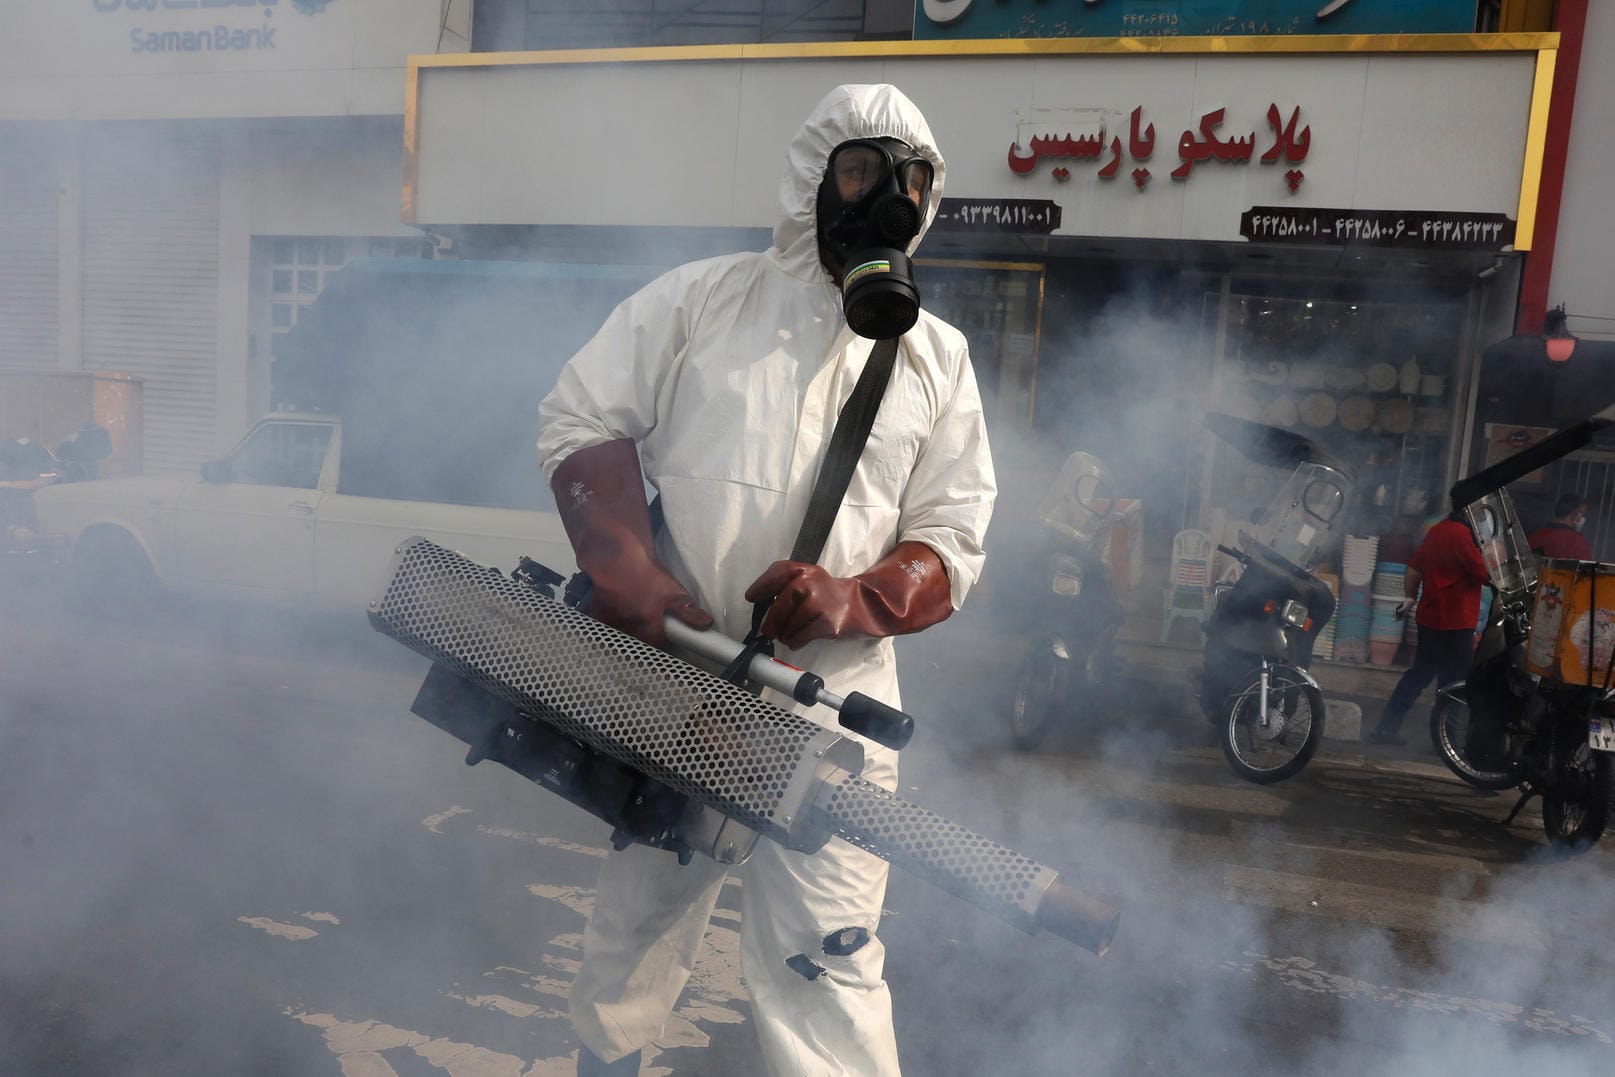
[1334,535,1379,662]
[1369,561,1408,665]
[1314,570,1339,661]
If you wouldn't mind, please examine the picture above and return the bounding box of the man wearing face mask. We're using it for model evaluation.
[536,85,994,1076]
[1527,494,1593,561]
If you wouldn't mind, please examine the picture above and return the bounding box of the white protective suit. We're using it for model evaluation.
[537,83,996,1076]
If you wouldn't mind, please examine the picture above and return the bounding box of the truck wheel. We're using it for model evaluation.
[68,526,158,619]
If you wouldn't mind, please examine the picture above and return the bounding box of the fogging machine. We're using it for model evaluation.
[369,536,1119,956]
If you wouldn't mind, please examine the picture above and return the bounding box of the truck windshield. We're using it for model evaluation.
[230,423,333,489]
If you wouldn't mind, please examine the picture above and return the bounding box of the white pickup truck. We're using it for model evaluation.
[32,413,575,611]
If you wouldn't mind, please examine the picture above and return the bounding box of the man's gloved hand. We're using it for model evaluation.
[744,540,952,650]
[1394,599,1413,621]
[550,438,712,647]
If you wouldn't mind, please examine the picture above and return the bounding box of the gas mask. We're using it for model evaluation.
[816,137,934,340]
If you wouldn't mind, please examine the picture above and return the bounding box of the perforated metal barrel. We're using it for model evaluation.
[817,772,1055,932]
[371,538,1119,954]
[370,537,857,848]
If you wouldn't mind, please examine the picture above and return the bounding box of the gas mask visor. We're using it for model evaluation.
[818,138,934,340]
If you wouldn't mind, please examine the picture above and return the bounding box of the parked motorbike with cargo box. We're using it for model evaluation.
[1434,404,1615,851]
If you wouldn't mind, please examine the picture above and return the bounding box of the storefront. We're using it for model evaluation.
[405,32,1554,641]
[0,1,467,473]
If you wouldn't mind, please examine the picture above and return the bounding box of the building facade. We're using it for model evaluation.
[9,1,1606,634]
[0,0,471,473]
[404,25,1554,601]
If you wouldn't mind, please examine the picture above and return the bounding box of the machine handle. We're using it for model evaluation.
[836,692,915,751]
[663,616,916,751]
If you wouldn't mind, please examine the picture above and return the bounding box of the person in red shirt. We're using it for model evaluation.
[1526,494,1593,562]
[1367,513,1490,746]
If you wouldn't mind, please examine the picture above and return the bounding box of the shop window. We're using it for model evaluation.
[259,235,434,413]
[917,260,1045,434]
[263,235,430,345]
[1192,293,1468,568]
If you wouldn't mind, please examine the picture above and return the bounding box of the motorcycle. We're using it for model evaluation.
[0,424,112,555]
[1432,404,1615,851]
[1008,451,1126,750]
[1197,414,1353,783]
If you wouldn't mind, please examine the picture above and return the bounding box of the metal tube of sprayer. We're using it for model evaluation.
[663,616,915,750]
[810,768,1120,956]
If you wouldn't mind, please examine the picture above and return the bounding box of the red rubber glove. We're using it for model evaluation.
[550,438,712,647]
[744,541,953,650]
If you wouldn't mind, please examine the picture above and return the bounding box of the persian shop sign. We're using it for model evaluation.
[916,0,1477,39]
[1008,103,1311,193]
[88,0,334,54]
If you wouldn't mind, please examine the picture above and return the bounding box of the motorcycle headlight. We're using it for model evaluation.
[1051,556,1083,597]
[1280,599,1308,627]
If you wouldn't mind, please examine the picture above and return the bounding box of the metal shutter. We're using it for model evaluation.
[82,126,220,475]
[0,128,60,372]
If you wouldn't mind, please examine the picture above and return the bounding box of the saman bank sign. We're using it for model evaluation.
[90,0,335,54]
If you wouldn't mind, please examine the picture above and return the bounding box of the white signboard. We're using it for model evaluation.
[1,0,458,119]
[409,45,1543,248]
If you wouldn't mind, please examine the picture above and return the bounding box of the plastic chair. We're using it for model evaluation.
[1162,528,1214,641]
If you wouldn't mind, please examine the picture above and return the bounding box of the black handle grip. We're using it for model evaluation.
[837,692,916,751]
[1216,543,1247,563]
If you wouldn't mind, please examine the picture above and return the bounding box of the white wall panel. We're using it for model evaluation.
[2,0,454,121]
[0,128,60,371]
[82,126,221,475]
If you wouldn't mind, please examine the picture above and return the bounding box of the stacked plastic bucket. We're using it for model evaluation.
[1314,570,1339,660]
[1334,535,1379,662]
[1369,561,1408,665]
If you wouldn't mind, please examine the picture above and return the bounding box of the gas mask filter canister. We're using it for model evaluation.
[817,138,934,340]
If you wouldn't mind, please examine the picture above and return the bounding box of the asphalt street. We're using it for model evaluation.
[2,561,1612,1076]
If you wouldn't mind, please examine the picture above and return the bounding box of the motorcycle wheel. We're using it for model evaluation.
[1010,641,1061,751]
[1430,694,1517,791]
[1542,746,1615,852]
[1083,627,1118,709]
[1219,665,1325,784]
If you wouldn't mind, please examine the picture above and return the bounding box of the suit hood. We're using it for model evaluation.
[771,84,945,279]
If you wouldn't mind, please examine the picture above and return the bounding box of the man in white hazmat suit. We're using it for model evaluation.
[536,83,995,1076]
